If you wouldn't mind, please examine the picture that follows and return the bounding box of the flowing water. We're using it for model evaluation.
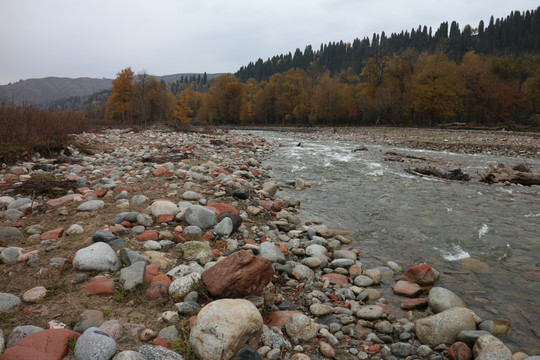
[255,130,540,354]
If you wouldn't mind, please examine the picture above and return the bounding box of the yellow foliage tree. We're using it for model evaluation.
[106,67,135,124]
[174,88,194,124]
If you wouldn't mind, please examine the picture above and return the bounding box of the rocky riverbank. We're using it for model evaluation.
[0,128,538,359]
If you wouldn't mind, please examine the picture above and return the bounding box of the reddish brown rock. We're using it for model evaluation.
[40,228,64,241]
[262,310,302,328]
[0,328,80,360]
[152,337,171,348]
[400,298,428,310]
[153,166,171,176]
[349,264,363,278]
[322,273,349,287]
[151,274,172,285]
[95,189,108,197]
[206,203,238,214]
[216,211,243,233]
[201,250,274,298]
[144,264,159,283]
[392,280,423,297]
[448,342,472,360]
[155,214,174,223]
[138,230,159,242]
[22,286,47,303]
[45,194,82,207]
[274,242,288,255]
[145,281,170,299]
[400,264,436,285]
[82,277,116,295]
[258,199,273,210]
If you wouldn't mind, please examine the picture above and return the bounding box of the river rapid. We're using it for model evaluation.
[254,130,540,354]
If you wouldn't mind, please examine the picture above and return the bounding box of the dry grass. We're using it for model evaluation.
[0,102,93,163]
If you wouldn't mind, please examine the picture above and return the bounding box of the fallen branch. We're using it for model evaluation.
[385,151,437,162]
[481,164,540,186]
[405,167,470,181]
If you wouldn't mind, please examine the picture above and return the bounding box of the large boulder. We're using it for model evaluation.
[0,227,23,245]
[73,242,120,272]
[74,327,117,360]
[190,299,263,360]
[428,287,467,313]
[415,307,477,346]
[150,200,179,218]
[202,250,274,298]
[0,329,80,360]
[472,334,513,360]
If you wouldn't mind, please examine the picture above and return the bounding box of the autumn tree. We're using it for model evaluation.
[411,54,464,126]
[174,88,195,124]
[106,67,135,124]
[207,74,243,123]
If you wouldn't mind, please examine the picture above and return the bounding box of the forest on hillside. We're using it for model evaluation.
[54,7,540,129]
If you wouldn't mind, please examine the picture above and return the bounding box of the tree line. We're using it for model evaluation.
[105,50,540,128]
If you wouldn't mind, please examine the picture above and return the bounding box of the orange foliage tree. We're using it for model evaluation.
[106,67,135,124]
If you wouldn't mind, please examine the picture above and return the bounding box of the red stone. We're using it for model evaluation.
[259,200,273,210]
[75,187,90,194]
[22,306,36,314]
[151,274,172,285]
[40,228,64,240]
[95,189,108,197]
[202,231,215,240]
[145,264,159,283]
[45,194,82,207]
[212,249,220,258]
[448,342,472,360]
[153,167,171,176]
[145,281,170,299]
[155,214,174,223]
[271,200,282,212]
[82,277,116,295]
[202,250,274,298]
[274,242,288,255]
[392,280,423,297]
[152,338,171,349]
[322,273,349,287]
[349,264,363,278]
[0,328,80,360]
[113,186,128,194]
[400,298,428,310]
[368,344,381,354]
[262,310,302,328]
[120,221,133,228]
[400,264,436,285]
[206,203,238,214]
[251,169,259,177]
[188,315,197,326]
[174,235,186,243]
[11,167,26,175]
[138,230,159,242]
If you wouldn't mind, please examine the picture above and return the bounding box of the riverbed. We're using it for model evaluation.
[254,130,540,354]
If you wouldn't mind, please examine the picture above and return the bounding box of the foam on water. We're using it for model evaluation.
[524,212,540,218]
[435,244,471,261]
[478,223,489,239]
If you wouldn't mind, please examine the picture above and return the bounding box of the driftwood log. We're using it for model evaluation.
[385,151,437,162]
[481,164,540,186]
[405,167,470,181]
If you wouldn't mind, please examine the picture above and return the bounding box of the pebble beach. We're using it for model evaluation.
[0,127,539,360]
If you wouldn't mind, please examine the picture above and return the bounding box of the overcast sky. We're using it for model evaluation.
[0,0,538,85]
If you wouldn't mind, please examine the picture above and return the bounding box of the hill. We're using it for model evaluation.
[0,73,222,107]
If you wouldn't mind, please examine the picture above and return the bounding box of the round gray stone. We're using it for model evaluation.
[73,242,120,271]
[0,227,23,245]
[259,242,286,264]
[136,213,153,227]
[92,229,116,243]
[138,344,185,360]
[74,327,117,360]
[77,200,105,212]
[120,261,146,291]
[7,198,31,210]
[2,209,24,220]
[353,275,374,287]
[1,247,21,264]
[428,286,467,313]
[112,350,147,360]
[184,205,216,229]
[213,217,233,237]
[183,226,203,235]
[0,293,21,312]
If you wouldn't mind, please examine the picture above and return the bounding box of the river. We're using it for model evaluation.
[254,130,540,354]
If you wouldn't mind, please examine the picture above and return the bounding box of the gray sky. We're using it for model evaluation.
[0,0,538,85]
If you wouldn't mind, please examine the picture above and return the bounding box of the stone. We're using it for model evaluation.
[119,248,147,266]
[305,244,327,257]
[353,275,374,287]
[158,325,180,342]
[22,286,47,303]
[1,247,21,264]
[73,242,120,271]
[259,242,286,264]
[99,320,124,341]
[2,209,24,220]
[206,203,238,215]
[146,281,170,299]
[392,280,423,297]
[202,250,274,298]
[6,325,44,347]
[190,299,263,360]
[400,298,428,310]
[415,307,477,346]
[232,189,250,200]
[138,230,159,242]
[309,303,333,317]
[131,194,149,205]
[333,249,357,261]
[391,342,414,357]
[291,264,315,282]
[120,261,146,291]
[285,313,319,344]
[319,341,335,358]
[363,268,382,284]
[0,329,79,360]
[77,200,105,211]
[40,228,64,240]
[74,310,105,333]
[169,272,201,299]
[136,213,154,227]
[456,330,491,347]
[428,287,467,313]
[0,292,21,311]
[321,273,349,286]
[182,191,199,200]
[262,310,302,329]
[184,205,216,229]
[150,200,179,217]
[478,318,512,336]
[236,345,263,360]
[82,277,116,295]
[181,241,215,264]
[400,263,437,285]
[0,227,23,245]
[113,350,147,360]
[138,345,185,359]
[66,224,84,235]
[356,305,385,320]
[213,217,234,237]
[7,198,31,210]
[262,180,278,197]
[473,334,512,360]
[448,342,472,360]
[74,327,117,360]
[92,229,116,243]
